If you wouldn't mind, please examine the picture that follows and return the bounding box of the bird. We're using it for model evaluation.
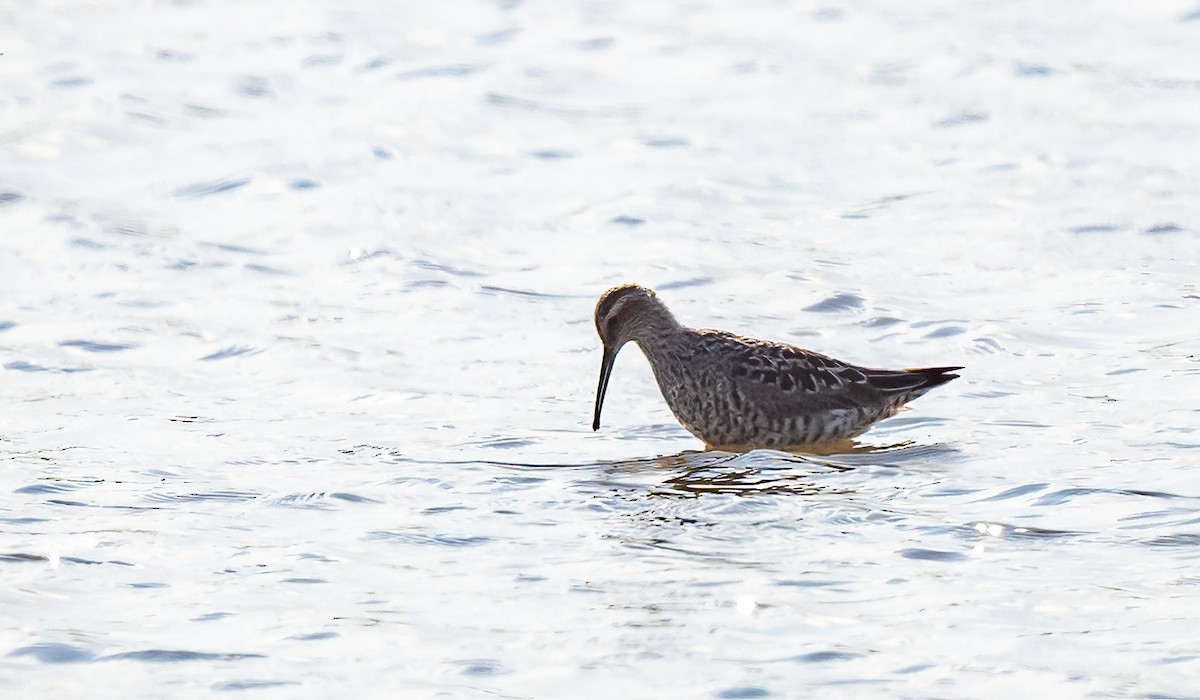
[591,283,962,449]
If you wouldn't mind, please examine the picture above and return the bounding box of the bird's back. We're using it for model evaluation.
[640,329,960,447]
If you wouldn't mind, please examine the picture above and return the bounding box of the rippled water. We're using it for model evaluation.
[3,1,1200,697]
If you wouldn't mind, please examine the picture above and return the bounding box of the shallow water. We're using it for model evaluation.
[3,0,1200,697]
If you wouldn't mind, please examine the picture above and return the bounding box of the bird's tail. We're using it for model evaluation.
[863,366,963,398]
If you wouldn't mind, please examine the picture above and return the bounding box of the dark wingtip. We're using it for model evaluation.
[912,366,963,388]
[863,365,963,392]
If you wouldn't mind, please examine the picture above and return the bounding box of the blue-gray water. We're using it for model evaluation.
[2,1,1199,697]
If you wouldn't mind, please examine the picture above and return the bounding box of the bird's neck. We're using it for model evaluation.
[628,304,685,358]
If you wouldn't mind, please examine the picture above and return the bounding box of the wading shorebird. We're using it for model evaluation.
[591,284,962,449]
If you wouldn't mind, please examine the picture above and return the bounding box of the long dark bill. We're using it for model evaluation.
[592,345,617,431]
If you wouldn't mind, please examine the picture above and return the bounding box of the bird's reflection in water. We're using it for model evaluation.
[659,460,850,498]
[601,449,843,499]
[456,438,960,501]
[598,439,962,498]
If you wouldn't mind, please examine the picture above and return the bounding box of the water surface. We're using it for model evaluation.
[2,1,1199,697]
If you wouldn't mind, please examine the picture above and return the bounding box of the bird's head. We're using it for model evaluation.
[591,283,677,431]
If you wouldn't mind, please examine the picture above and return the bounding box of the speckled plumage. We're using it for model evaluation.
[591,284,962,448]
